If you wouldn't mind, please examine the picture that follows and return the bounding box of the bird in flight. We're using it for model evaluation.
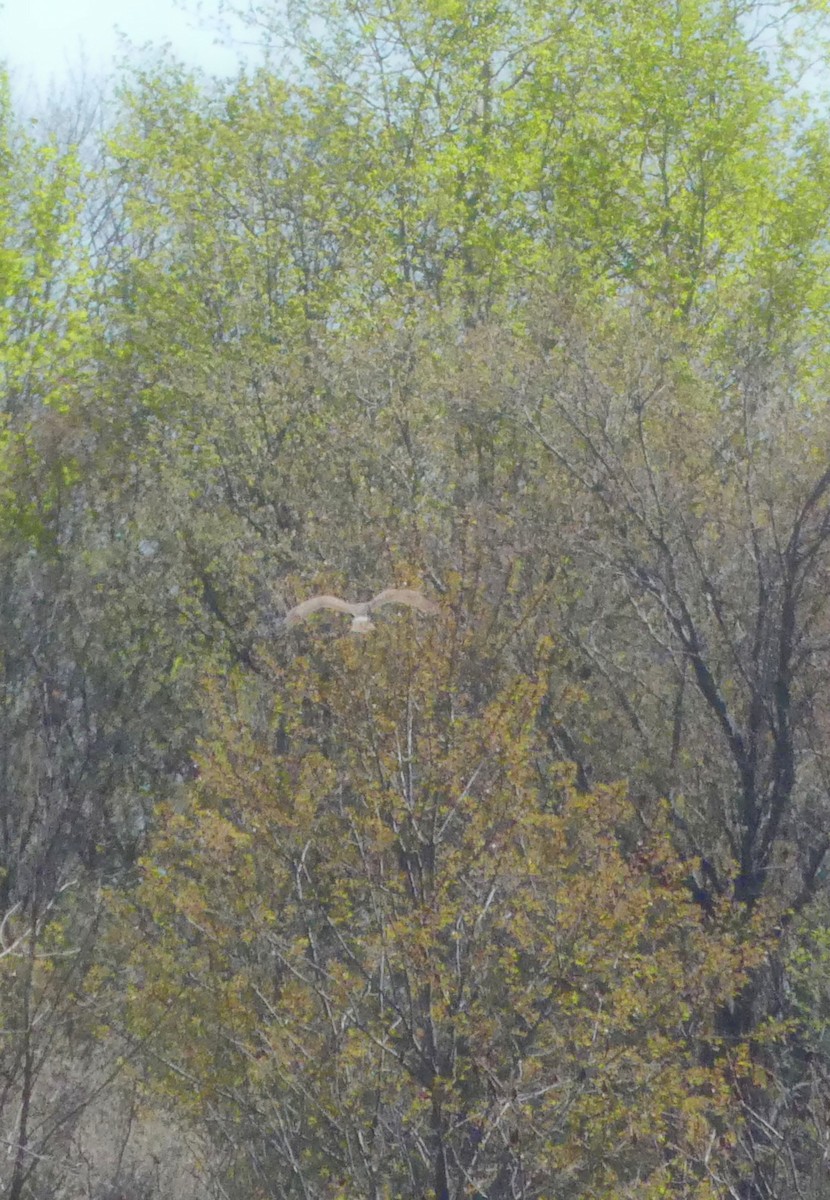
[285,589,440,634]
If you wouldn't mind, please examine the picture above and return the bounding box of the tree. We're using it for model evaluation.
[0,68,204,1199]
[498,294,830,1198]
[123,603,761,1199]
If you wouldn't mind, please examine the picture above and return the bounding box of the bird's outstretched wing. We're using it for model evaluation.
[367,589,440,615]
[285,595,358,625]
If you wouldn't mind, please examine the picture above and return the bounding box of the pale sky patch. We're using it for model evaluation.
[0,0,252,96]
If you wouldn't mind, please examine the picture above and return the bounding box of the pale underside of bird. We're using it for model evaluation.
[285,588,440,633]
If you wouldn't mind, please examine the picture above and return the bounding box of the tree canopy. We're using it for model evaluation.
[5,1,830,1196]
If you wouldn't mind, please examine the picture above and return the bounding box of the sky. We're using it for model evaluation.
[0,0,255,98]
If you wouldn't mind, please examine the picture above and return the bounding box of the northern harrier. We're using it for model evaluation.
[285,589,439,634]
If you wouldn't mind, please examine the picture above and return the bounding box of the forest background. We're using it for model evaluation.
[4,1,830,1197]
